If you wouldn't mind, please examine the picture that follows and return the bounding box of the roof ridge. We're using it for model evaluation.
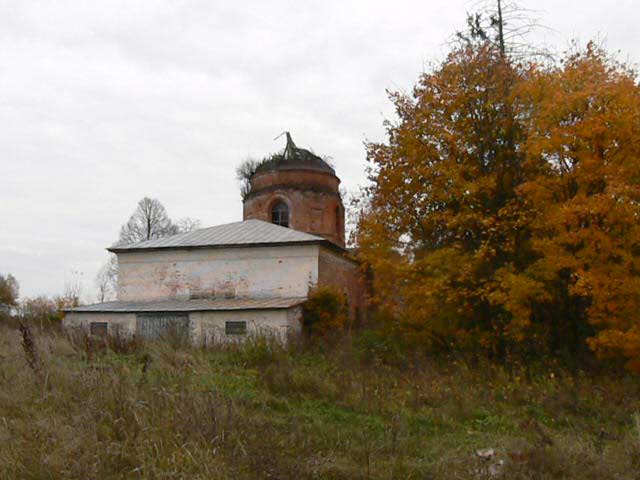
[108,219,329,252]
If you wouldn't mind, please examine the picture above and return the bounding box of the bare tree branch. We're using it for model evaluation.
[95,255,118,303]
[457,0,555,61]
[118,197,193,245]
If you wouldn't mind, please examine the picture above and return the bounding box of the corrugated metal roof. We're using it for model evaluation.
[66,297,307,313]
[109,219,326,252]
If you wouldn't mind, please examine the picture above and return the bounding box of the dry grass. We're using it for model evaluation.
[0,324,639,479]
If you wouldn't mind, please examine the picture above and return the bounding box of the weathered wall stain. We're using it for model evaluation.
[117,245,320,302]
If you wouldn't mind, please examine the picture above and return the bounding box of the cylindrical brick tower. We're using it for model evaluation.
[243,133,345,248]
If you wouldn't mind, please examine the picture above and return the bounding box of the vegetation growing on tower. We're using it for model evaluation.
[236,133,334,200]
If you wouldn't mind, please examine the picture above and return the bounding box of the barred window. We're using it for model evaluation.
[225,321,247,335]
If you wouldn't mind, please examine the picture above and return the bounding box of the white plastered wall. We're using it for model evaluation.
[63,312,137,335]
[191,308,301,344]
[115,244,320,302]
[62,307,303,343]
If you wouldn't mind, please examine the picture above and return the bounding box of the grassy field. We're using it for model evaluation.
[1,324,639,479]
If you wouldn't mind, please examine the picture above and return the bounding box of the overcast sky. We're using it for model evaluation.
[1,0,638,301]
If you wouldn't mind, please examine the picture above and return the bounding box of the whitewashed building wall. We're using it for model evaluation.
[64,312,137,335]
[191,307,302,344]
[64,308,302,344]
[116,244,320,301]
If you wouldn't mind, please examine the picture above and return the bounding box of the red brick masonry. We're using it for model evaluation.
[243,169,345,248]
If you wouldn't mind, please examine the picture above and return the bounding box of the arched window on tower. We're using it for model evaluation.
[271,201,289,228]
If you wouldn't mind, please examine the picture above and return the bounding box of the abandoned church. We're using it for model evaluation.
[64,134,364,342]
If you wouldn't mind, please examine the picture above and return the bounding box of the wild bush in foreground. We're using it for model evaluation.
[301,287,349,341]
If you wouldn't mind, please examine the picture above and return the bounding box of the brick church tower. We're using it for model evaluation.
[243,133,345,248]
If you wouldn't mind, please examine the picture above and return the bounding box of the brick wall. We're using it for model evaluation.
[243,169,345,247]
[317,247,366,324]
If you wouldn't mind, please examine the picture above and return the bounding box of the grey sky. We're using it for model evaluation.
[1,0,638,301]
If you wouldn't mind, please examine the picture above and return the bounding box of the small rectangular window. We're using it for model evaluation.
[225,321,247,335]
[90,322,108,337]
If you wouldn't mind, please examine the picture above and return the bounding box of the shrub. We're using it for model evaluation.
[19,294,77,330]
[354,326,407,368]
[301,287,348,341]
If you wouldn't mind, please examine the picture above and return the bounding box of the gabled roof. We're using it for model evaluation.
[66,297,307,313]
[109,219,330,253]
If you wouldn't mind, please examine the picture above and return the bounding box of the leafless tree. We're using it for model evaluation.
[457,0,553,61]
[64,270,83,307]
[95,254,118,303]
[118,197,177,244]
[118,198,201,245]
[174,217,201,234]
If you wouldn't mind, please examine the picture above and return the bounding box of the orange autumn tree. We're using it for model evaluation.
[358,40,532,359]
[518,45,640,370]
[357,38,640,368]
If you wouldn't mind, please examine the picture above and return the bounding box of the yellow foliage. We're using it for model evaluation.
[356,41,640,370]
